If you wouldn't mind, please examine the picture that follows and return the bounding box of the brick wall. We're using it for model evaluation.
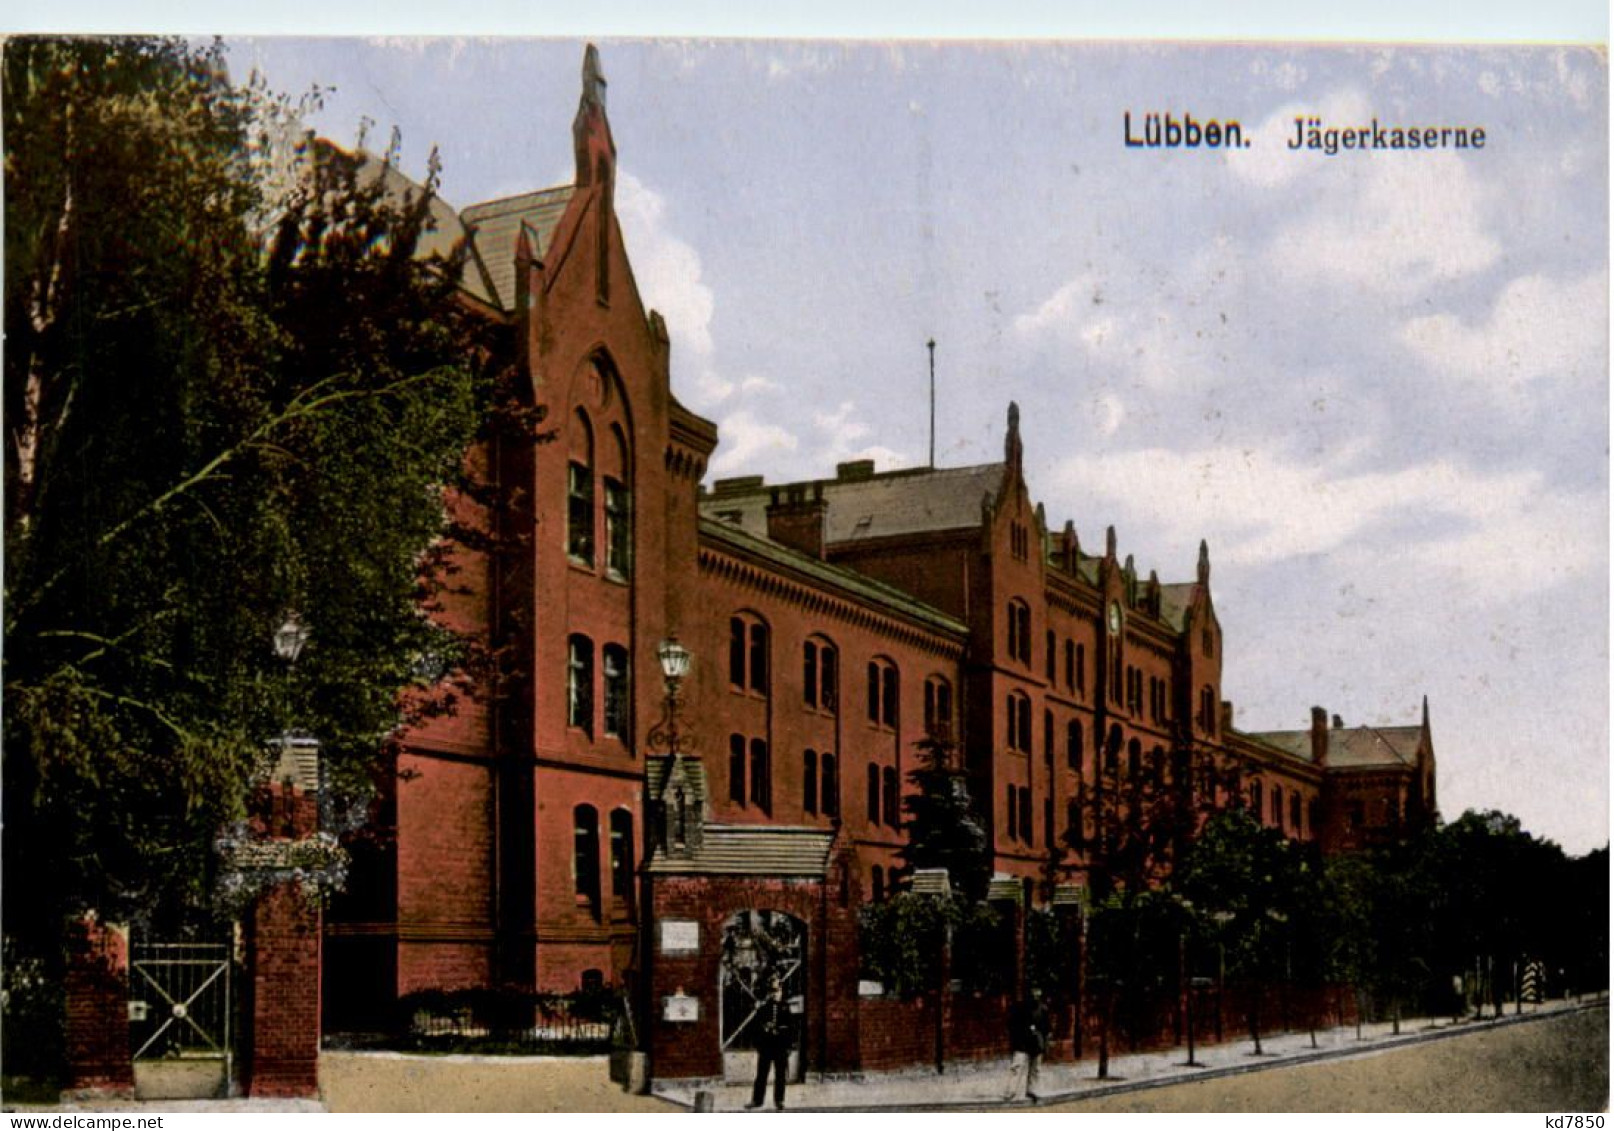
[858,997,938,1071]
[64,917,133,1098]
[244,884,321,1098]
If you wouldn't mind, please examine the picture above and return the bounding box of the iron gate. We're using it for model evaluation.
[129,939,234,1095]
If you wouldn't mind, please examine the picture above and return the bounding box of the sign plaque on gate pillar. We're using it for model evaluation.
[663,991,699,1022]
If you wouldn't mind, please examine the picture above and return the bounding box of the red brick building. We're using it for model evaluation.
[322,47,1438,1066]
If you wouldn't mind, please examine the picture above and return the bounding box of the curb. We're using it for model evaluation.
[660,999,1606,1112]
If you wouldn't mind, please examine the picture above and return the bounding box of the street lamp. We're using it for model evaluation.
[648,635,693,760]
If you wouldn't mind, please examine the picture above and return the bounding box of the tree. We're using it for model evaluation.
[898,733,990,903]
[1176,807,1301,1054]
[3,37,491,952]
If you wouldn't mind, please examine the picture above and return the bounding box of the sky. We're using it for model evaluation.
[217,36,1610,855]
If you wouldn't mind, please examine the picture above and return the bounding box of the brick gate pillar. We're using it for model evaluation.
[243,883,321,1097]
[64,915,134,1099]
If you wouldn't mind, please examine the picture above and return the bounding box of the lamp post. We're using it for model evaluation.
[648,635,692,759]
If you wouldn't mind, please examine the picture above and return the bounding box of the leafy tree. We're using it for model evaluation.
[3,36,491,953]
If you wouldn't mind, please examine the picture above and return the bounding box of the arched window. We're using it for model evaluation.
[729,614,769,695]
[574,804,600,919]
[1076,644,1087,695]
[882,766,899,828]
[1044,798,1054,848]
[803,749,819,815]
[1006,600,1032,665]
[1249,780,1263,816]
[1064,640,1075,690]
[868,764,881,824]
[924,676,954,739]
[602,643,629,739]
[1066,798,1083,848]
[1067,719,1083,771]
[821,753,839,818]
[803,637,839,713]
[749,738,771,813]
[1045,630,1056,681]
[609,809,634,903]
[1043,710,1054,766]
[729,734,746,806]
[1290,792,1303,836]
[1019,787,1033,847]
[867,659,898,728]
[567,635,594,735]
[1104,725,1122,777]
[567,410,595,564]
[1272,785,1284,829]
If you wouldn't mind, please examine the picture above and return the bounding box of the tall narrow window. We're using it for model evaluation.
[574,805,600,919]
[820,646,838,713]
[868,659,898,727]
[871,866,886,903]
[730,615,769,694]
[882,766,899,828]
[1043,710,1054,766]
[1018,695,1032,753]
[1272,786,1284,828]
[568,462,595,564]
[729,734,746,806]
[1249,781,1263,816]
[1076,644,1086,695]
[1017,603,1032,664]
[1045,630,1056,681]
[803,749,819,815]
[1019,787,1033,847]
[1067,719,1083,771]
[604,477,630,578]
[868,764,881,824]
[924,676,954,738]
[567,635,594,735]
[749,623,769,694]
[1006,785,1018,840]
[804,641,819,707]
[1065,640,1075,691]
[609,809,634,902]
[822,753,839,817]
[1127,738,1142,779]
[750,739,771,813]
[1290,792,1302,835]
[1044,798,1054,848]
[602,644,629,739]
[1104,725,1121,777]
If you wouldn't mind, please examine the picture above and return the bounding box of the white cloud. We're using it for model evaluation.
[612,171,728,402]
[1266,149,1500,298]
[707,410,800,478]
[812,401,908,472]
[1399,272,1608,407]
[1047,445,1602,602]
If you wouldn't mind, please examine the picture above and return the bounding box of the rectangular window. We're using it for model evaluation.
[1045,631,1056,681]
[1043,711,1054,766]
[820,647,838,713]
[868,764,881,824]
[603,644,629,739]
[1018,698,1032,754]
[881,666,898,727]
[604,477,630,578]
[868,663,881,723]
[822,753,839,817]
[567,636,593,735]
[1076,645,1086,695]
[803,749,818,815]
[1006,785,1017,840]
[882,767,899,829]
[729,618,746,688]
[567,463,594,564]
[749,624,769,694]
[729,734,746,806]
[1065,640,1075,691]
[803,642,818,707]
[750,739,771,813]
[609,811,634,901]
[1291,792,1303,835]
[1019,787,1033,847]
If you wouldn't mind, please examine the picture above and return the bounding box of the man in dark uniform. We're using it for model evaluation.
[1005,987,1050,1101]
[745,975,794,1111]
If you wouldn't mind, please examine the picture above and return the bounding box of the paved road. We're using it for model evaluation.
[1029,1005,1608,1113]
[319,1005,1607,1113]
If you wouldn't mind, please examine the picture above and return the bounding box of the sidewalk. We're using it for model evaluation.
[653,994,1607,1111]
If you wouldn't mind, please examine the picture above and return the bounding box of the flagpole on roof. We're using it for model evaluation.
[927,338,937,469]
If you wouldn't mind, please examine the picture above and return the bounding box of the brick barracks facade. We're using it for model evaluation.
[322,48,1438,1076]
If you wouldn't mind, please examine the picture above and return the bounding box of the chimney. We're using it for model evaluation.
[1331,713,1344,729]
[1220,700,1233,733]
[1310,706,1329,766]
[765,483,828,559]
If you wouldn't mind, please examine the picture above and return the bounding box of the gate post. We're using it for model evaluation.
[64,915,134,1100]
[244,884,321,1097]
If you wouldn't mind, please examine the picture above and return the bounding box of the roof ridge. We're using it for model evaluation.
[460,184,575,220]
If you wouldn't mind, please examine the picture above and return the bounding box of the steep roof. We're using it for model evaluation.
[458,185,578,311]
[1246,724,1424,770]
[1158,582,1198,631]
[645,825,836,876]
[702,462,1004,544]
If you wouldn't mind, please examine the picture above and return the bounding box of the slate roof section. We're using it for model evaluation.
[1158,583,1197,631]
[702,463,1005,544]
[700,517,968,640]
[646,756,707,800]
[646,825,837,876]
[1246,724,1424,769]
[459,186,578,311]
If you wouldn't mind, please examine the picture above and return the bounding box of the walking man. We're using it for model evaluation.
[745,975,794,1111]
[1005,986,1050,1101]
